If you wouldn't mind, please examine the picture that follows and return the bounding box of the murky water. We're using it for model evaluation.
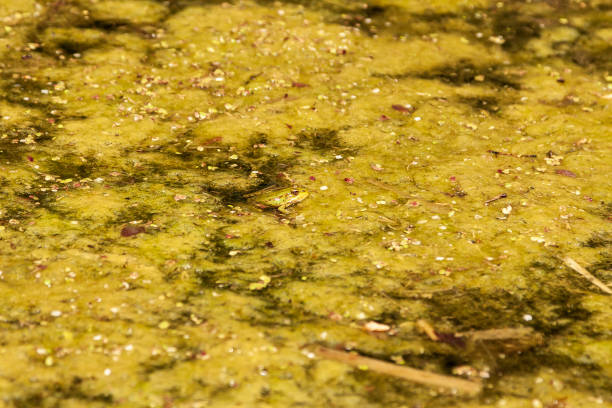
[0,0,611,406]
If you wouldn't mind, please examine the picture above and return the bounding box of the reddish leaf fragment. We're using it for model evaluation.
[328,312,343,321]
[344,177,354,184]
[555,169,577,178]
[391,104,415,113]
[292,82,309,88]
[203,136,222,145]
[379,115,390,121]
[121,225,145,237]
[27,156,34,162]
[435,331,466,348]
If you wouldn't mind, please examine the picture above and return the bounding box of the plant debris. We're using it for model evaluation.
[313,346,482,396]
[120,225,145,237]
[563,257,612,295]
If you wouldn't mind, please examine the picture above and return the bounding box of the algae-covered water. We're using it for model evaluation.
[0,0,611,406]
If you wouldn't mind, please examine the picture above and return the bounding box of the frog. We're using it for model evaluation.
[246,187,309,213]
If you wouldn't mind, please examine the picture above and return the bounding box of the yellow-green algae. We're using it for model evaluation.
[0,0,611,406]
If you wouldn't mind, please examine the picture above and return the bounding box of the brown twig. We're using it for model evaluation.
[313,346,482,396]
[456,327,536,341]
[563,257,612,295]
[487,150,537,158]
[416,319,439,341]
[484,193,507,206]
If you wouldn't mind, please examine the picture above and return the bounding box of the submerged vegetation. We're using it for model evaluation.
[0,0,611,406]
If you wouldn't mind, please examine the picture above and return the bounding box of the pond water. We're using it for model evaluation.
[0,0,611,406]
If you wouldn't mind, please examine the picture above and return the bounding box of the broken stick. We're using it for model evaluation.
[563,256,612,295]
[416,319,439,341]
[313,346,482,396]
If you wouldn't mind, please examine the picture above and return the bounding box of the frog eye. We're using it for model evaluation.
[291,190,299,195]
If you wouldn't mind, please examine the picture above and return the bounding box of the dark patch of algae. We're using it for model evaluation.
[0,0,611,406]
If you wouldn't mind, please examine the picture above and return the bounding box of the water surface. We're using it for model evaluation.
[0,0,611,406]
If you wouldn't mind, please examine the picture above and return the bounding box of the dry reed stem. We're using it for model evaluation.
[563,257,612,295]
[314,346,482,396]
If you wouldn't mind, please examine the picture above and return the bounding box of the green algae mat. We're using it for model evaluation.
[0,0,611,406]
